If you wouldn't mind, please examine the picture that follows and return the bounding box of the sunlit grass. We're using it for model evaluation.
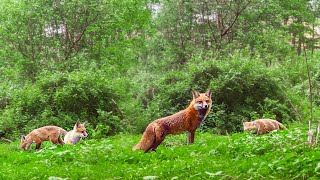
[0,124,319,179]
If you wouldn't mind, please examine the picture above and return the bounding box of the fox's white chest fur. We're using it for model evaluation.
[64,130,83,144]
[63,121,88,144]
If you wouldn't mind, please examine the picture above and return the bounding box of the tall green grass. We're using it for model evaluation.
[0,124,319,179]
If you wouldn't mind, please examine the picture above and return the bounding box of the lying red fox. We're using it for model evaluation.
[20,126,67,150]
[243,119,286,134]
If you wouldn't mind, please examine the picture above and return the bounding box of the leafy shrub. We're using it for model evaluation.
[201,104,244,134]
[0,67,132,138]
[143,56,294,134]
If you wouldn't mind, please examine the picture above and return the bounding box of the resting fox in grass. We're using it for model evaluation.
[243,119,286,135]
[20,126,67,150]
[64,121,88,144]
[133,90,212,153]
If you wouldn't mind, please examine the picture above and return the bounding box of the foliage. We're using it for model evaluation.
[0,124,319,179]
[142,55,295,134]
[0,0,319,139]
[0,0,151,137]
[0,67,137,137]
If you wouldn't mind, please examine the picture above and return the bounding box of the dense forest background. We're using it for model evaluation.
[0,0,319,139]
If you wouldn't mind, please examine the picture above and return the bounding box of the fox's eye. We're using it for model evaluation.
[197,101,202,104]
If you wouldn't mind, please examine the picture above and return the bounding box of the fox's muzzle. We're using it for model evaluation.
[194,103,210,111]
[82,130,88,138]
[200,103,210,110]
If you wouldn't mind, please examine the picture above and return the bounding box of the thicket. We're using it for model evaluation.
[0,0,319,139]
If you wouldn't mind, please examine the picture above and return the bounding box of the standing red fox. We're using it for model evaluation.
[243,119,286,135]
[132,90,212,153]
[20,126,67,150]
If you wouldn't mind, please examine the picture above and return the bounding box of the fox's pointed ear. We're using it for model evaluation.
[21,135,25,142]
[75,121,80,128]
[192,90,200,99]
[205,89,212,98]
[83,120,88,126]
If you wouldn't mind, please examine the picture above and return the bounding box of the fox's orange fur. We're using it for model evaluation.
[243,119,286,135]
[20,126,67,150]
[133,90,212,153]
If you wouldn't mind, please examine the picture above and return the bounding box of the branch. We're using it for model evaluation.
[111,99,125,119]
[1,138,13,143]
[220,0,252,37]
[204,2,218,44]
[65,13,99,60]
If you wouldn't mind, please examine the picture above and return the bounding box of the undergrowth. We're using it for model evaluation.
[0,124,319,179]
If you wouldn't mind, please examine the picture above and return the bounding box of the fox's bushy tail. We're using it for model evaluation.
[132,124,155,152]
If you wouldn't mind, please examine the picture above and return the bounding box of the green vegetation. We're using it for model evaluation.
[0,0,320,178]
[0,0,319,137]
[1,124,319,179]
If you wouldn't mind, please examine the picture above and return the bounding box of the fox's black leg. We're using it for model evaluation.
[188,131,195,144]
[58,137,65,145]
[145,146,153,153]
[149,130,165,152]
[151,137,165,152]
[36,142,42,150]
[51,139,59,144]
[33,137,42,150]
[251,130,258,134]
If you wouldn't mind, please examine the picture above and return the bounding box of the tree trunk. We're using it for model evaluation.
[303,45,313,145]
[315,121,320,145]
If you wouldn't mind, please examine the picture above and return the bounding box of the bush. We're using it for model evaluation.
[0,68,132,138]
[142,56,294,134]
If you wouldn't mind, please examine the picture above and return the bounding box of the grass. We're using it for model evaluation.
[0,124,319,179]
